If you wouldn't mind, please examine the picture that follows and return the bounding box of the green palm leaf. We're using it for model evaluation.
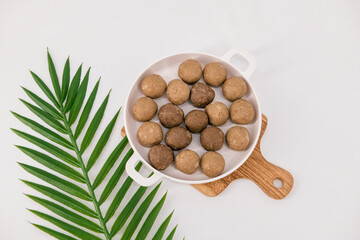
[135,192,168,240]
[64,64,82,112]
[17,146,84,183]
[68,67,90,125]
[61,57,70,102]
[166,225,178,240]
[27,195,103,232]
[20,99,67,133]
[92,136,128,189]
[98,149,134,205]
[31,223,77,240]
[80,91,110,153]
[104,170,142,222]
[30,210,102,240]
[22,180,97,218]
[22,87,62,119]
[12,129,79,167]
[12,112,72,149]
[110,184,148,236]
[19,163,91,201]
[74,79,100,139]
[152,210,175,240]
[30,70,60,109]
[47,49,62,101]
[121,183,161,240]
[86,109,120,171]
[13,50,179,240]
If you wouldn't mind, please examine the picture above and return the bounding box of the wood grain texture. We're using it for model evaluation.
[192,114,294,199]
[121,126,126,138]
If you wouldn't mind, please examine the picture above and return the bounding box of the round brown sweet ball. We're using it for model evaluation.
[166,79,190,105]
[178,59,202,84]
[205,102,229,126]
[203,62,227,87]
[190,82,215,108]
[141,74,167,99]
[229,99,255,124]
[137,122,163,147]
[201,152,225,177]
[222,77,248,101]
[165,126,192,150]
[158,103,184,128]
[175,149,200,174]
[200,126,224,151]
[148,144,174,170]
[184,110,208,133]
[132,97,158,122]
[226,126,250,151]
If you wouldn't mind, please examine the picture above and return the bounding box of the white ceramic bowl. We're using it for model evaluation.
[125,48,261,186]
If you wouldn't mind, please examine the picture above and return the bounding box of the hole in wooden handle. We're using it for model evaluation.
[273,178,283,189]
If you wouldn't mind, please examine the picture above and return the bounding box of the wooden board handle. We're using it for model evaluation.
[235,152,294,199]
[192,115,294,199]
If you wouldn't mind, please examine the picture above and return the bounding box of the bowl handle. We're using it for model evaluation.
[222,47,257,79]
[126,156,162,186]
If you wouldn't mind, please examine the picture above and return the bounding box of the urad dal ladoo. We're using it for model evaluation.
[229,99,255,124]
[190,82,215,108]
[226,126,250,151]
[222,76,248,101]
[184,110,208,133]
[175,149,200,174]
[203,62,227,87]
[178,59,202,84]
[132,97,157,122]
[141,74,167,99]
[158,103,184,128]
[133,58,258,176]
[200,126,224,151]
[201,151,225,177]
[166,79,190,105]
[148,144,174,170]
[205,102,229,126]
[165,126,192,150]
[137,122,163,147]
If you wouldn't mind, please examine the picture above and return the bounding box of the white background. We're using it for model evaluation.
[1,0,360,239]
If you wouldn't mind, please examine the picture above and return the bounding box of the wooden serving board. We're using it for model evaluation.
[121,114,294,200]
[192,114,294,199]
